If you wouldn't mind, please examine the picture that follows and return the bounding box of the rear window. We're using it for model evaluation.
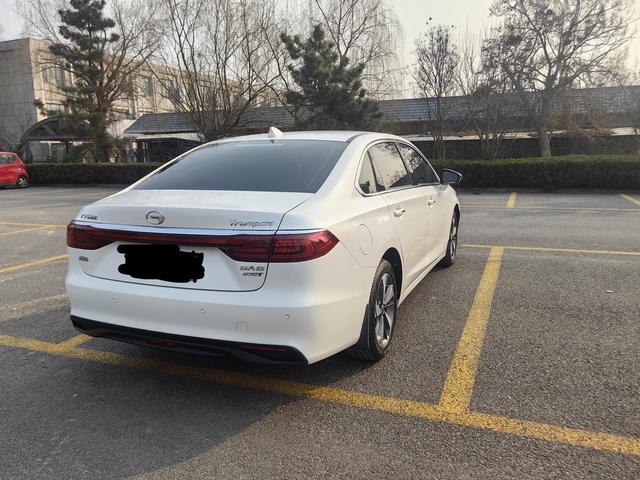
[135,140,348,193]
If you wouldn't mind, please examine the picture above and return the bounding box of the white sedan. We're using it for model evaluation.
[66,130,461,364]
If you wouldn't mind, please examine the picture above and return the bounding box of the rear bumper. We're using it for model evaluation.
[72,316,307,364]
[66,243,374,364]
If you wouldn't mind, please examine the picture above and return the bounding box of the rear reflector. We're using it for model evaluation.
[67,223,338,263]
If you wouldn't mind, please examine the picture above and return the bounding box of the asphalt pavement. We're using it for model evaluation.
[0,186,639,479]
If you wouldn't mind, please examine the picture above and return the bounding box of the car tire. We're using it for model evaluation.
[347,259,398,361]
[438,212,458,268]
[16,176,28,189]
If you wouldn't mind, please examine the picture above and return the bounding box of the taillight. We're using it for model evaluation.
[220,231,339,262]
[269,231,339,262]
[67,222,113,250]
[67,222,338,263]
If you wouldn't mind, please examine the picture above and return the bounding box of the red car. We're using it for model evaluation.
[0,152,29,188]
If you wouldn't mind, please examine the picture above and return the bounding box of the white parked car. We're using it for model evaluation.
[66,130,461,364]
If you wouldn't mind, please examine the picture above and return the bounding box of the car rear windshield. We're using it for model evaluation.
[134,140,348,193]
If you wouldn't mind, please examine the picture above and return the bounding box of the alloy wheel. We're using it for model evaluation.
[374,272,396,349]
[449,215,458,260]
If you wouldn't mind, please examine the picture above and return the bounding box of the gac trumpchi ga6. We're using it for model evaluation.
[66,129,462,364]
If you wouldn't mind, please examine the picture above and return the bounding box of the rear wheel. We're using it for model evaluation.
[438,212,458,268]
[16,176,28,188]
[347,259,398,361]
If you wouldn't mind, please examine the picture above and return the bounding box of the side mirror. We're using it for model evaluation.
[441,168,462,186]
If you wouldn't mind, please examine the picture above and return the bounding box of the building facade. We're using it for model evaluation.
[0,38,178,161]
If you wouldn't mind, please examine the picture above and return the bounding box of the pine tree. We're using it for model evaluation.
[48,0,120,162]
[281,25,381,130]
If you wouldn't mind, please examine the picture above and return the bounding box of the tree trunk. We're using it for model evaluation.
[537,127,552,157]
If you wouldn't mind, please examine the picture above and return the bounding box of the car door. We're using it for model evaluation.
[367,142,430,288]
[0,154,14,185]
[396,143,450,261]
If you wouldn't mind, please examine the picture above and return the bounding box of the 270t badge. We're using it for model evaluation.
[240,265,265,277]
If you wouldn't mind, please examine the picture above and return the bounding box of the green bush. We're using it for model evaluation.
[430,155,640,189]
[27,163,162,185]
[26,155,640,189]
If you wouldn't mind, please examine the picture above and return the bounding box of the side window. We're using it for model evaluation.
[397,143,439,185]
[367,142,412,190]
[0,154,15,165]
[358,155,382,194]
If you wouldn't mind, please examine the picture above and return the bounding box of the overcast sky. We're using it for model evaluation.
[1,0,639,85]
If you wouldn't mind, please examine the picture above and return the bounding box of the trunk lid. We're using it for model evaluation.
[73,189,311,291]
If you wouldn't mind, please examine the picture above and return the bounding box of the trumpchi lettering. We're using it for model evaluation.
[66,129,462,364]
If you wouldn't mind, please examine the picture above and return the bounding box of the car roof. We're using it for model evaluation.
[212,130,393,144]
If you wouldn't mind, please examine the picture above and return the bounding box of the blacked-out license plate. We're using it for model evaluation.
[117,244,205,283]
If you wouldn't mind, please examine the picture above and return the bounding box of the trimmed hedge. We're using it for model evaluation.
[430,155,640,189]
[26,155,640,189]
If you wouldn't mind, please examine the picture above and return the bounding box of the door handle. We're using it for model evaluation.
[393,207,406,217]
[427,199,437,206]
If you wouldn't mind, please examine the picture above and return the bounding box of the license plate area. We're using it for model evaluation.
[117,244,205,283]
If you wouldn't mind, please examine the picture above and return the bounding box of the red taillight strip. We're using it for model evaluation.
[67,222,339,263]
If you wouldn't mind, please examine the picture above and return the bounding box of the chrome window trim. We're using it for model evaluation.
[355,139,440,197]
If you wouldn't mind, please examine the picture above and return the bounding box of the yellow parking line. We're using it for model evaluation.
[0,333,638,456]
[440,247,504,413]
[462,243,640,257]
[462,205,640,212]
[0,255,68,274]
[57,335,92,348]
[0,221,64,228]
[506,192,517,208]
[620,194,640,207]
[0,226,54,237]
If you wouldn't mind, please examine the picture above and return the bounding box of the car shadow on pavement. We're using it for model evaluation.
[0,309,377,480]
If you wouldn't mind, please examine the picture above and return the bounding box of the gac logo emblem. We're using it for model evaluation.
[146,211,165,225]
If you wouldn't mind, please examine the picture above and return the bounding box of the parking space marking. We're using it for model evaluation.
[0,221,65,228]
[620,193,640,207]
[462,243,640,257]
[440,247,504,413]
[506,192,517,208]
[0,255,68,275]
[0,332,639,456]
[0,226,54,237]
[462,205,640,212]
[57,335,92,348]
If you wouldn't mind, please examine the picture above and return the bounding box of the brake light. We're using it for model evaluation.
[67,222,113,250]
[67,222,339,263]
[269,231,339,262]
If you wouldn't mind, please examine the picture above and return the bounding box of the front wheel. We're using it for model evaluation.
[438,212,458,268]
[347,259,398,361]
[16,176,28,188]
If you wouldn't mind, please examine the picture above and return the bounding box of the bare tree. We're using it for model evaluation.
[621,64,640,136]
[457,27,516,159]
[18,0,161,161]
[150,0,282,141]
[414,23,459,160]
[486,0,636,157]
[307,0,402,98]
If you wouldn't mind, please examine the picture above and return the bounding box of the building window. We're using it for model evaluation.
[43,65,65,87]
[140,76,154,98]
